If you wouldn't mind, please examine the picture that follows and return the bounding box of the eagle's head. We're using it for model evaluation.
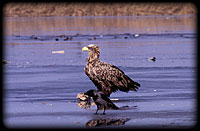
[82,44,100,61]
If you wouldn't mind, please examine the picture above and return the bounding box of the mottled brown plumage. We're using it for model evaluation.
[82,44,140,97]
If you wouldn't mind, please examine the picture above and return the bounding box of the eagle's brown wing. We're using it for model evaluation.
[86,60,140,96]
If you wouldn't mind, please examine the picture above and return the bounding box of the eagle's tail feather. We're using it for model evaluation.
[125,75,140,92]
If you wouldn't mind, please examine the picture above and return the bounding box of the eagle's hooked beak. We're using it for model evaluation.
[82,46,88,51]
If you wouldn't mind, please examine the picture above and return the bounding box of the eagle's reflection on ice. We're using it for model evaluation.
[85,118,131,127]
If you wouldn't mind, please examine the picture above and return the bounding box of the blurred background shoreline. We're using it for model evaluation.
[3,2,196,17]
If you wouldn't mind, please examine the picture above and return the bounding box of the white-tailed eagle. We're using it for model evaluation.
[82,44,140,97]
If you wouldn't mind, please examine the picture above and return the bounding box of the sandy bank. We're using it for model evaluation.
[3,3,196,17]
